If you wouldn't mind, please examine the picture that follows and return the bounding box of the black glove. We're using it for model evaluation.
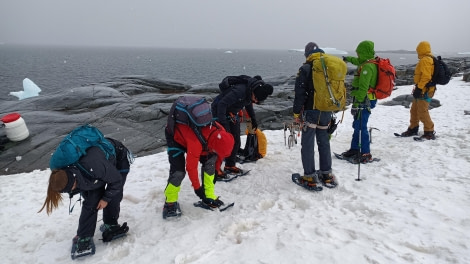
[413,87,423,99]
[342,56,347,62]
[251,119,258,130]
[194,187,206,200]
[351,107,358,117]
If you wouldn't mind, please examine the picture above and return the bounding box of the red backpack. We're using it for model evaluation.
[366,57,396,99]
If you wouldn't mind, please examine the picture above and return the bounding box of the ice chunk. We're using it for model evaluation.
[9,78,42,100]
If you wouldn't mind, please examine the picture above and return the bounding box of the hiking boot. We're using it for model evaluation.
[321,173,338,188]
[224,166,242,174]
[100,222,129,242]
[420,131,436,140]
[359,153,373,163]
[341,149,360,158]
[299,174,321,188]
[401,126,419,137]
[216,168,228,180]
[162,202,182,219]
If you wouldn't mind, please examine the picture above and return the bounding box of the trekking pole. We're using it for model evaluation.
[356,107,363,181]
[283,123,287,146]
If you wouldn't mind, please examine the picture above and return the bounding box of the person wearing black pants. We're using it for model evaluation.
[39,138,131,258]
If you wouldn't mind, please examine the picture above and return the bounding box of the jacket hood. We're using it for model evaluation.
[416,41,432,58]
[356,40,375,62]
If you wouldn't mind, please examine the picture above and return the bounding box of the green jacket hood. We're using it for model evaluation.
[356,40,375,62]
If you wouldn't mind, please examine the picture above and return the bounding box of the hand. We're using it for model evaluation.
[96,199,108,210]
[413,87,423,99]
[251,119,258,130]
[342,56,348,62]
[194,187,206,200]
[351,107,358,117]
[294,117,301,124]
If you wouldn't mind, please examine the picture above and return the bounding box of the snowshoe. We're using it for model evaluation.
[334,152,380,164]
[194,198,234,212]
[100,222,129,242]
[291,173,323,191]
[71,236,95,260]
[217,169,250,182]
[162,202,182,219]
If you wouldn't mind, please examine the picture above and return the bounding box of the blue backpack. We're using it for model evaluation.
[166,96,214,149]
[49,124,116,169]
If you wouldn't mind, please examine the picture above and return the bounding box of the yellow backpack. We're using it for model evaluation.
[311,53,347,111]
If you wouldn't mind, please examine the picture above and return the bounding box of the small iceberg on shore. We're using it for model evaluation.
[9,78,42,100]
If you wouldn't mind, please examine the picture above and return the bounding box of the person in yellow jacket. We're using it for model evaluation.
[400,41,436,140]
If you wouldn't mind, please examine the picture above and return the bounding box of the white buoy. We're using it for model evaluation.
[1,113,30,141]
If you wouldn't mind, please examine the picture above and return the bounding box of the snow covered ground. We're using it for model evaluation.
[1,77,469,264]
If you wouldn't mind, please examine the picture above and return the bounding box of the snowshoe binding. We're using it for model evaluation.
[100,222,129,242]
[162,202,182,219]
[291,173,323,191]
[71,236,95,260]
[194,197,235,212]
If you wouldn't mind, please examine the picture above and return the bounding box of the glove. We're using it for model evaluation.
[251,118,258,130]
[351,107,358,117]
[342,56,347,62]
[194,187,206,200]
[413,87,423,99]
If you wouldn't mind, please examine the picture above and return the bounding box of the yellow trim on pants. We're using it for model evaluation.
[164,183,181,203]
[203,172,217,200]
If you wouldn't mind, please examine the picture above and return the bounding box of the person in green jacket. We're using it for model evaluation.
[341,40,378,163]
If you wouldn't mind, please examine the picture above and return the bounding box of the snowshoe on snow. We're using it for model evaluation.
[100,222,129,242]
[334,152,380,164]
[291,173,323,191]
[162,202,182,219]
[194,197,234,212]
[71,236,95,260]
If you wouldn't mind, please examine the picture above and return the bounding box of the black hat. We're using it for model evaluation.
[253,83,273,102]
[304,42,319,57]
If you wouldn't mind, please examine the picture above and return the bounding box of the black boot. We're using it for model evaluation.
[401,126,418,137]
[341,149,360,158]
[420,131,436,140]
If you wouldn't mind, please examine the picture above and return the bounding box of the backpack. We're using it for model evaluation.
[218,75,264,96]
[166,96,214,148]
[49,124,116,170]
[239,129,266,162]
[311,53,347,111]
[427,56,451,87]
[366,57,396,99]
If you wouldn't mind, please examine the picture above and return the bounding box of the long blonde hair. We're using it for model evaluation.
[38,170,68,215]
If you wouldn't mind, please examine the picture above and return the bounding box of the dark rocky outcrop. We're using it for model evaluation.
[1,57,469,175]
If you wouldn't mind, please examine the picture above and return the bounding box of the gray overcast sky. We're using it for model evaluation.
[1,0,469,53]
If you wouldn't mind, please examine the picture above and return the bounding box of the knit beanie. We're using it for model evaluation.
[253,83,273,102]
[207,129,234,158]
[304,42,319,57]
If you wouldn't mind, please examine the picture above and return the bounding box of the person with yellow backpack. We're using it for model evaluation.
[340,40,378,163]
[292,41,340,191]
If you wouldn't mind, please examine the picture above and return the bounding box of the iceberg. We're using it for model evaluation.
[289,47,348,55]
[9,78,42,100]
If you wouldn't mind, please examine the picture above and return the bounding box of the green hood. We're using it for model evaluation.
[356,40,375,63]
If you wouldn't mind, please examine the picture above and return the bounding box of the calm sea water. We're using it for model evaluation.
[0,45,434,101]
